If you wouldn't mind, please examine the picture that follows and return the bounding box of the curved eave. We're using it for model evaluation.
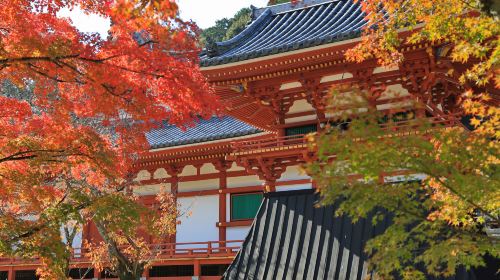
[201,37,361,84]
[133,132,273,170]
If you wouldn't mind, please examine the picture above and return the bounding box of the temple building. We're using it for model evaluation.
[0,0,495,279]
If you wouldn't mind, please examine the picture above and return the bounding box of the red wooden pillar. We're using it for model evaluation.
[219,167,227,245]
[142,268,149,278]
[171,174,179,244]
[8,266,14,280]
[219,195,227,245]
[264,179,276,193]
[166,164,182,245]
[193,259,201,276]
[93,266,100,279]
[214,161,231,248]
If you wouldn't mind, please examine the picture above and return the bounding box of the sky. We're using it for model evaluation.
[178,0,268,29]
[58,0,269,38]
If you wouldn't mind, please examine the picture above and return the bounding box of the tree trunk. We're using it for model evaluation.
[116,261,144,280]
[116,271,143,280]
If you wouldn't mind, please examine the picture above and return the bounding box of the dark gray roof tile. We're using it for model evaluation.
[145,116,262,149]
[224,190,479,280]
[201,0,366,67]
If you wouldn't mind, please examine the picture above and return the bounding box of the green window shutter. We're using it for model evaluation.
[285,124,317,136]
[231,193,263,220]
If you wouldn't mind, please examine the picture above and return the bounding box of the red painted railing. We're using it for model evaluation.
[0,240,244,265]
[231,134,308,152]
[231,114,460,154]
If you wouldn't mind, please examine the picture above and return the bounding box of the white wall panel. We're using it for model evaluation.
[134,170,151,181]
[277,165,310,182]
[178,179,219,192]
[227,226,251,241]
[176,195,219,243]
[180,165,197,176]
[200,163,217,174]
[276,183,312,192]
[133,183,170,196]
[227,175,262,188]
[153,168,170,179]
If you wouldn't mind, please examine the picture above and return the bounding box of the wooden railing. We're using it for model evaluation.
[231,134,308,153]
[142,240,243,258]
[0,240,244,265]
[231,114,461,154]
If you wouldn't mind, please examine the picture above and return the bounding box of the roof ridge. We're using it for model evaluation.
[200,0,366,67]
[205,9,273,58]
[253,0,337,18]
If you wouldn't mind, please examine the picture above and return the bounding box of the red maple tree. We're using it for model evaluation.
[0,1,218,278]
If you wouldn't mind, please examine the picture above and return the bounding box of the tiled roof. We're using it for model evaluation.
[224,190,478,280]
[201,0,366,67]
[145,116,262,149]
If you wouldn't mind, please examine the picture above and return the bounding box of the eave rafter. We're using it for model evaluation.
[227,135,315,192]
[217,44,478,130]
[399,47,469,117]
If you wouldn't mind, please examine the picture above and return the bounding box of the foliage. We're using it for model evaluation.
[307,93,499,279]
[267,0,292,5]
[347,0,499,135]
[200,1,300,47]
[308,0,500,278]
[200,8,251,47]
[85,189,179,280]
[0,0,217,279]
[224,8,252,41]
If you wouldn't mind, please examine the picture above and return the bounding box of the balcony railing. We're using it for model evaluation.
[0,240,244,265]
[231,134,308,154]
[231,114,461,155]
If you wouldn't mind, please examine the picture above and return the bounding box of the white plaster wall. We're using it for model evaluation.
[227,175,262,188]
[134,170,151,181]
[285,115,317,123]
[286,99,318,124]
[276,183,312,192]
[227,226,251,241]
[377,100,414,111]
[280,81,302,90]
[200,163,217,174]
[176,195,219,244]
[72,230,83,258]
[325,107,368,119]
[276,166,312,192]
[153,168,170,179]
[133,183,170,196]
[378,84,410,100]
[180,165,197,176]
[60,225,83,253]
[278,165,310,182]
[228,162,245,172]
[226,193,231,222]
[288,99,315,114]
[178,179,219,192]
[384,173,427,183]
[373,65,399,74]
